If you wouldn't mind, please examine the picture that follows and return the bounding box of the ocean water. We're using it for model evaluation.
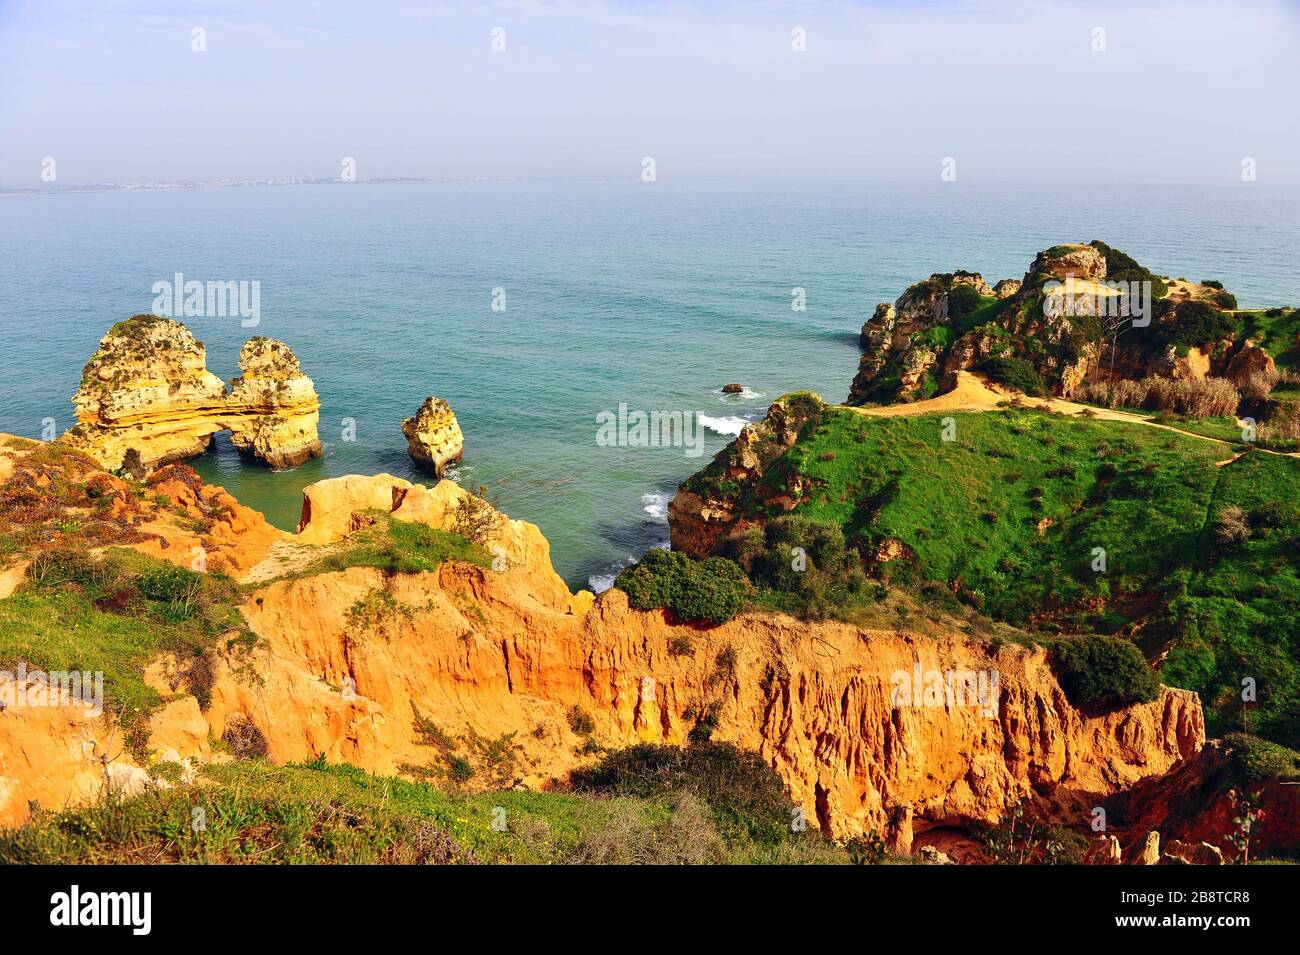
[2,179,1299,589]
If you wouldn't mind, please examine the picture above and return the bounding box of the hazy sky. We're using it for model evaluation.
[1,0,1298,186]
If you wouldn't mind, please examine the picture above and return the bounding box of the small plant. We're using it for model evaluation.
[1214,505,1250,550]
[979,797,1047,865]
[1225,789,1265,864]
[845,831,886,865]
[668,634,695,657]
[221,715,269,760]
[566,704,596,736]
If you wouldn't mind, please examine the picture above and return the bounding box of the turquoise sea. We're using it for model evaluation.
[2,179,1299,589]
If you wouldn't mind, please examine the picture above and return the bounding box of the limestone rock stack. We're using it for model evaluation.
[62,315,321,475]
[401,396,464,477]
[226,337,324,469]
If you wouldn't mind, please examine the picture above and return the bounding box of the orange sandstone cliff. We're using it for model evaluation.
[0,452,1204,849]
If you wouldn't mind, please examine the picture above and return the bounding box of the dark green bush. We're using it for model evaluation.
[1224,733,1300,782]
[1164,300,1237,350]
[978,357,1047,397]
[614,549,749,625]
[570,742,797,845]
[946,283,983,321]
[1052,634,1160,711]
[1088,240,1169,298]
[1208,289,1238,310]
[734,516,867,619]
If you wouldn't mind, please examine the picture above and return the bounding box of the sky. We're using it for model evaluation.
[1,0,1298,186]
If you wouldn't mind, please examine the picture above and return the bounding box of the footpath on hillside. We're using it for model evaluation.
[841,371,1298,463]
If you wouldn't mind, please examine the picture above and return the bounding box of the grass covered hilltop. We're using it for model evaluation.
[662,242,1300,755]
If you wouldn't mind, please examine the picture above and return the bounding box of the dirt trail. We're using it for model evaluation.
[242,538,338,585]
[841,371,1299,463]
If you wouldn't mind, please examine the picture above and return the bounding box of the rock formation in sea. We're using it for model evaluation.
[225,337,325,469]
[62,315,321,475]
[401,396,464,477]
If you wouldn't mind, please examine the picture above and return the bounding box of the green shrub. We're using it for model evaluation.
[570,742,797,846]
[566,705,596,736]
[1209,289,1238,309]
[1051,634,1160,711]
[978,357,1046,396]
[946,283,983,321]
[1164,300,1237,350]
[1224,733,1300,782]
[614,549,749,625]
[1088,240,1169,298]
[735,516,867,619]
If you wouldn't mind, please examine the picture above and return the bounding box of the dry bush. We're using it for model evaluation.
[1214,505,1250,549]
[1083,376,1239,419]
[1238,370,1279,402]
[221,715,269,759]
[1277,369,1300,389]
[450,484,500,545]
[1258,401,1300,447]
[1146,377,1240,417]
[565,793,725,865]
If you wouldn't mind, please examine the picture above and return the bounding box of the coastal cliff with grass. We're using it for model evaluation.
[660,244,1300,856]
[2,246,1298,866]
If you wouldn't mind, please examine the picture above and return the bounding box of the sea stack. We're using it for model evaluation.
[62,315,322,475]
[225,337,325,469]
[402,396,464,477]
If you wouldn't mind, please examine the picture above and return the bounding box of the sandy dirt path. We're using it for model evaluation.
[839,371,1299,463]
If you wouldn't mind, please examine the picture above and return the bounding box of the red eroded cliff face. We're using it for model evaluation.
[211,558,1202,840]
[0,465,1204,845]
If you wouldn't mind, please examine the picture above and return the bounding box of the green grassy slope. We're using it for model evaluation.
[0,757,850,865]
[741,404,1300,744]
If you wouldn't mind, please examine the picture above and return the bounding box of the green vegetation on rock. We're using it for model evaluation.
[615,548,750,624]
[692,401,1300,746]
[0,750,847,865]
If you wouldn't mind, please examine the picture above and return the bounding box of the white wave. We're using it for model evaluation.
[588,570,621,594]
[698,414,750,437]
[641,491,670,522]
[588,554,635,594]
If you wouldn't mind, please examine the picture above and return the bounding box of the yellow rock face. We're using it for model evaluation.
[61,316,322,474]
[401,396,464,477]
